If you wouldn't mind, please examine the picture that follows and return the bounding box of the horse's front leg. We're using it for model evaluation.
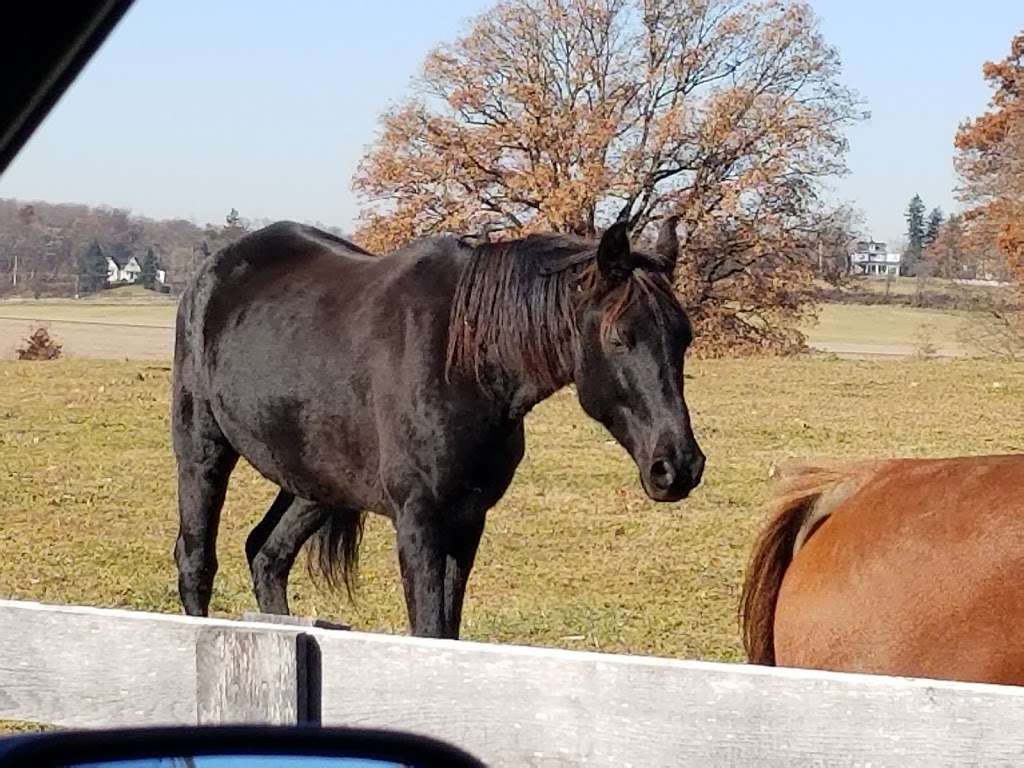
[443,513,486,638]
[395,500,448,638]
[396,498,487,639]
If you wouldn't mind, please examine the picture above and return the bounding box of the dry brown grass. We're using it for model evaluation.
[0,357,1021,664]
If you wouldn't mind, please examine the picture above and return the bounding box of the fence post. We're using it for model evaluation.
[195,628,317,725]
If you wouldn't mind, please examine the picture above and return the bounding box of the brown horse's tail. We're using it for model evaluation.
[739,462,876,665]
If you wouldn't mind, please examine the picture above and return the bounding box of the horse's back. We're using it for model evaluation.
[774,454,1024,685]
[177,221,458,367]
[213,220,376,271]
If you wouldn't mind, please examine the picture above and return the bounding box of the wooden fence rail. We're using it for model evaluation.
[2,599,1023,767]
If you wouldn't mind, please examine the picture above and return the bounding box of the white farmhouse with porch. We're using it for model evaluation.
[849,240,902,277]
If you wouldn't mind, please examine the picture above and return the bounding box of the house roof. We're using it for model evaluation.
[107,249,166,270]
[106,251,136,268]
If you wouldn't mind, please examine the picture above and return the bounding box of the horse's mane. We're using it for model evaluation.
[444,233,679,392]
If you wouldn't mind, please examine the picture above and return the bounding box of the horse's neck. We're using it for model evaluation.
[500,357,574,421]
[505,381,555,421]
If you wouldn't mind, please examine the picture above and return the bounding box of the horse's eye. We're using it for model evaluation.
[608,328,632,351]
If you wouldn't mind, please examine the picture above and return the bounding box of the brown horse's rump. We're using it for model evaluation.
[741,454,1024,686]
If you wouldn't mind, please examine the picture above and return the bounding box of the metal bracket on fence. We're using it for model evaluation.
[240,612,350,631]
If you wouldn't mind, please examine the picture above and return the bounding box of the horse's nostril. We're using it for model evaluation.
[650,459,675,490]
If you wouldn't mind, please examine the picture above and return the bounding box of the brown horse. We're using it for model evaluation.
[740,454,1024,686]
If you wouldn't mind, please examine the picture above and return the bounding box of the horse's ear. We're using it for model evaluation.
[656,215,682,275]
[597,221,634,284]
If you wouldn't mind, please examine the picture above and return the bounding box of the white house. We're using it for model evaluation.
[106,253,142,283]
[849,240,902,277]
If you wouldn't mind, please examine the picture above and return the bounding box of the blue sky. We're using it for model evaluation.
[0,0,1020,242]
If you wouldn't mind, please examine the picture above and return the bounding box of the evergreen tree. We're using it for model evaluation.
[923,207,944,248]
[139,247,159,290]
[221,208,249,245]
[903,194,926,275]
[76,241,108,293]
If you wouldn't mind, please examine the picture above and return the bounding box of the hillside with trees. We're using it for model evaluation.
[0,202,337,298]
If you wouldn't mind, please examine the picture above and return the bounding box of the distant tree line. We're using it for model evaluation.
[0,201,262,297]
[0,202,349,298]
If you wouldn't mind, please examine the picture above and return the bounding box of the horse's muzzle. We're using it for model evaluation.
[645,446,705,502]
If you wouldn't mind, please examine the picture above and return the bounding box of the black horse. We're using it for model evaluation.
[172,218,705,638]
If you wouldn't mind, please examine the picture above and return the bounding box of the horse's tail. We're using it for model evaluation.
[740,461,877,665]
[308,509,367,600]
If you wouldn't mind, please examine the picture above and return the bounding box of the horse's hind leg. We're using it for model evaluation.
[247,495,329,615]
[245,488,295,572]
[173,397,238,616]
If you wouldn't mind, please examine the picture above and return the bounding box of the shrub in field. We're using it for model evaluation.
[913,323,938,359]
[16,327,62,361]
[958,311,1024,361]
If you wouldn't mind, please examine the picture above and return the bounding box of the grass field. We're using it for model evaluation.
[2,356,1021,663]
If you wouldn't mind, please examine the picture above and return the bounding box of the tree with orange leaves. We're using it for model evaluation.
[354,0,863,354]
[956,31,1024,281]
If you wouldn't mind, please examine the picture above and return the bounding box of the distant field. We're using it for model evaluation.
[802,303,975,357]
[0,283,1011,360]
[846,275,1013,301]
[0,285,176,326]
[0,317,173,360]
[0,304,174,325]
[0,288,176,360]
[1,357,1020,663]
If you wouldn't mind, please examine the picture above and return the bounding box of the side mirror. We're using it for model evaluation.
[0,725,486,768]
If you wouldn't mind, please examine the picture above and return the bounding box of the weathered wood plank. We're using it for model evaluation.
[0,601,198,727]
[4,600,1024,767]
[196,628,305,725]
[0,601,303,728]
[305,629,1024,768]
